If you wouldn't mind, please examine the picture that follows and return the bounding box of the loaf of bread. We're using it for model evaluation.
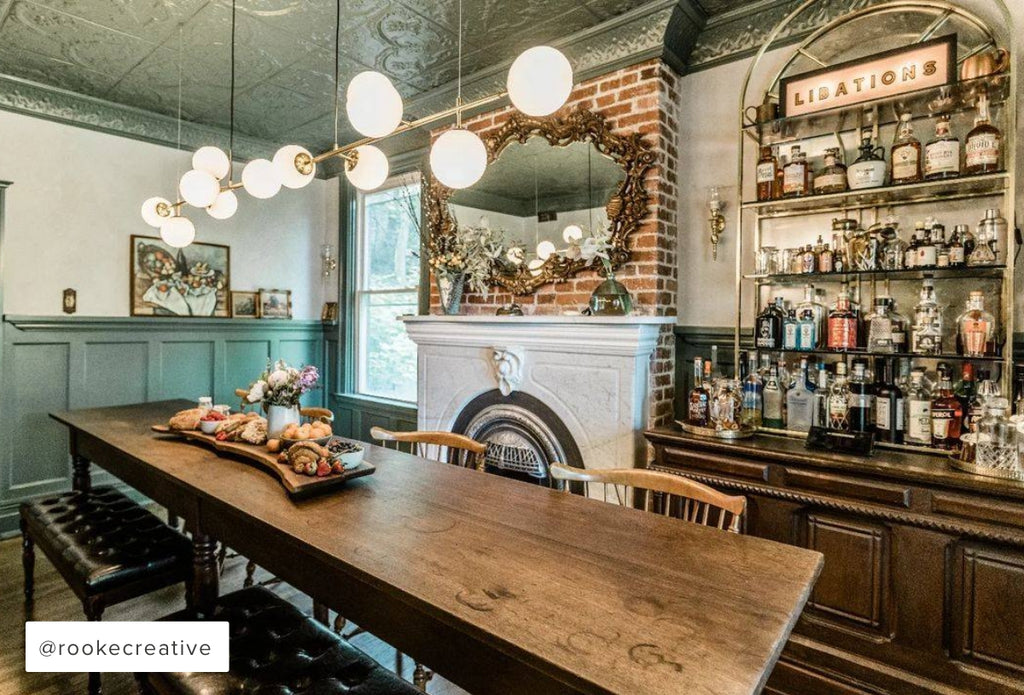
[168,408,204,431]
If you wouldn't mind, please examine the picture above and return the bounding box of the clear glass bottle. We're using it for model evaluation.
[762,365,785,429]
[879,219,907,270]
[712,380,744,433]
[786,358,816,432]
[848,360,874,434]
[827,361,851,431]
[973,208,1007,265]
[947,224,967,267]
[846,219,878,271]
[741,353,763,428]
[931,364,963,450]
[782,309,799,351]
[801,245,816,274]
[827,287,858,351]
[687,356,711,427]
[755,297,786,350]
[905,369,933,446]
[890,113,922,184]
[957,291,996,357]
[924,115,961,180]
[964,92,1002,176]
[795,284,825,351]
[975,398,1017,472]
[812,363,831,428]
[847,137,886,190]
[915,219,937,268]
[817,237,834,273]
[782,145,810,197]
[933,222,950,268]
[756,145,778,202]
[866,296,903,353]
[874,357,904,444]
[814,147,848,194]
[911,278,943,355]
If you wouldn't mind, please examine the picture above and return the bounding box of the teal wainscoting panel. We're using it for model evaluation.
[0,316,330,536]
[329,393,417,442]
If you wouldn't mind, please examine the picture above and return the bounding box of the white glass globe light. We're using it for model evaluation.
[562,224,584,243]
[527,258,545,276]
[430,128,487,189]
[206,190,238,220]
[179,169,221,208]
[536,240,556,261]
[191,146,230,180]
[507,46,573,117]
[241,159,282,199]
[346,71,404,138]
[344,145,390,191]
[159,216,196,248]
[141,196,173,228]
[273,145,316,189]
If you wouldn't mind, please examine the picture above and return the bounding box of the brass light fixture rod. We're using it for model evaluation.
[311,89,509,164]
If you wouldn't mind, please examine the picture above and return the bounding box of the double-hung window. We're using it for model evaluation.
[352,173,421,403]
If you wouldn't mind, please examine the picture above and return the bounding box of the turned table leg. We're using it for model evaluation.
[72,454,91,493]
[191,533,219,617]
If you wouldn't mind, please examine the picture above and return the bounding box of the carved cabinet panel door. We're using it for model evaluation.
[952,543,1024,676]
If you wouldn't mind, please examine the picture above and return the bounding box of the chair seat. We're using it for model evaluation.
[19,486,191,594]
[140,586,422,695]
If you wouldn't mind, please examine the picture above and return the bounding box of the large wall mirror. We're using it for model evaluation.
[426,107,656,295]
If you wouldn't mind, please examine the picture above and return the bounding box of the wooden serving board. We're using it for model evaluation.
[151,425,375,499]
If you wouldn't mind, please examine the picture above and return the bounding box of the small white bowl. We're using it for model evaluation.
[199,419,220,435]
[331,446,364,470]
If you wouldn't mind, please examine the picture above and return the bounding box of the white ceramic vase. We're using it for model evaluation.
[266,404,300,438]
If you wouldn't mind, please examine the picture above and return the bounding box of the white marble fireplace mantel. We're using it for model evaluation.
[402,315,675,471]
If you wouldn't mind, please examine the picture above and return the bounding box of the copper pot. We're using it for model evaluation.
[960,48,1010,81]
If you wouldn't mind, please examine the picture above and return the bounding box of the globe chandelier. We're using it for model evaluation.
[141,0,575,230]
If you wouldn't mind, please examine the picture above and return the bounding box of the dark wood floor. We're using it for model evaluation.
[0,528,466,695]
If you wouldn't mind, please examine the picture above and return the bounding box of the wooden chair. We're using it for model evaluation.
[369,427,487,470]
[549,463,746,533]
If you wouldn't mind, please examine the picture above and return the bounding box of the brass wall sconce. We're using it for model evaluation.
[707,186,726,261]
[321,244,338,278]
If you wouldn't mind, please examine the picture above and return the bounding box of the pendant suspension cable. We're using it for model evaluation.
[455,0,463,127]
[332,0,341,148]
[228,0,236,180]
[175,23,183,172]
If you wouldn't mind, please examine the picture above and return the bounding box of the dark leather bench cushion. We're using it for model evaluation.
[142,586,422,695]
[19,487,191,594]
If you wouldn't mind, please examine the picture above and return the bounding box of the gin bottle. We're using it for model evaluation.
[795,284,825,350]
[905,369,933,446]
[786,358,815,432]
[827,361,851,431]
[741,354,763,428]
[762,365,785,429]
[827,287,858,351]
[755,297,786,350]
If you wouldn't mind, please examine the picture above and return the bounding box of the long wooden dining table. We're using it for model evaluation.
[51,400,822,695]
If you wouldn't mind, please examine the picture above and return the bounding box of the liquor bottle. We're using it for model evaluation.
[911,278,943,355]
[795,284,825,350]
[827,287,858,351]
[782,145,810,197]
[866,296,903,353]
[930,364,963,450]
[904,234,918,269]
[955,363,979,433]
[710,344,722,384]
[782,309,799,351]
[814,147,848,194]
[1014,370,1024,418]
[801,245,816,274]
[874,357,904,444]
[755,297,785,350]
[933,222,950,268]
[977,369,1001,405]
[775,153,787,199]
[812,363,830,428]
[957,290,996,357]
[786,358,816,432]
[827,361,851,431]
[847,137,886,190]
[762,364,785,429]
[975,208,1007,265]
[915,220,937,268]
[756,146,778,202]
[890,113,922,185]
[879,219,907,270]
[777,357,792,391]
[687,357,711,427]
[741,353,763,428]
[964,92,1002,175]
[924,116,960,180]
[905,369,933,446]
[847,360,874,434]
[947,224,967,267]
[817,237,834,273]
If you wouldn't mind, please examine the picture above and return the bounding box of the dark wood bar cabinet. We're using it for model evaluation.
[645,428,1024,695]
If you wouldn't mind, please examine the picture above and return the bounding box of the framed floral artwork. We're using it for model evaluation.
[231,291,260,318]
[131,236,230,317]
[259,289,292,319]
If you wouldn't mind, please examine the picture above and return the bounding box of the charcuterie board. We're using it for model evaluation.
[151,425,375,499]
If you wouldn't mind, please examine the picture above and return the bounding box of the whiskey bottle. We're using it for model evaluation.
[930,364,963,450]
[905,369,933,446]
[782,145,810,197]
[915,220,937,268]
[890,113,922,185]
[827,361,851,431]
[814,147,848,194]
[904,234,918,269]
[756,146,778,202]
[964,92,1002,175]
[955,363,980,433]
[874,357,904,444]
[911,278,943,355]
[847,137,886,190]
[687,356,711,427]
[924,116,960,180]
[848,360,874,434]
[755,297,786,350]
[741,353,763,428]
[762,364,785,429]
[827,287,858,351]
[817,237,834,273]
[786,358,815,432]
[957,290,996,357]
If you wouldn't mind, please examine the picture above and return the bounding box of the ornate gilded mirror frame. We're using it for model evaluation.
[425,106,657,295]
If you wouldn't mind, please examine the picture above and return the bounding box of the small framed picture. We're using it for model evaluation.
[321,301,339,323]
[259,289,292,319]
[230,291,260,318]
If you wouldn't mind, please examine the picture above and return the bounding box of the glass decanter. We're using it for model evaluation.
[957,291,996,357]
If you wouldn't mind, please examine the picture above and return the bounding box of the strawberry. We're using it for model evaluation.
[316,459,331,477]
[330,460,344,474]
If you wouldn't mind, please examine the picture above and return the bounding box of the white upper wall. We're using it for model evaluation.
[0,110,338,319]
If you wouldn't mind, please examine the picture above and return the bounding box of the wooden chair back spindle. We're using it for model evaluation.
[369,427,487,470]
[549,464,746,533]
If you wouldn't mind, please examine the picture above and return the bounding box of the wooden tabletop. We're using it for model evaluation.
[53,401,822,695]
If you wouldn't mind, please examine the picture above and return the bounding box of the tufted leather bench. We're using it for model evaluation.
[136,586,423,695]
[20,486,192,694]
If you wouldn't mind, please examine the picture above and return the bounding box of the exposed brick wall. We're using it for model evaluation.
[429,58,679,431]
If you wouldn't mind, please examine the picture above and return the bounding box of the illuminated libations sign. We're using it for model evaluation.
[779,35,957,117]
